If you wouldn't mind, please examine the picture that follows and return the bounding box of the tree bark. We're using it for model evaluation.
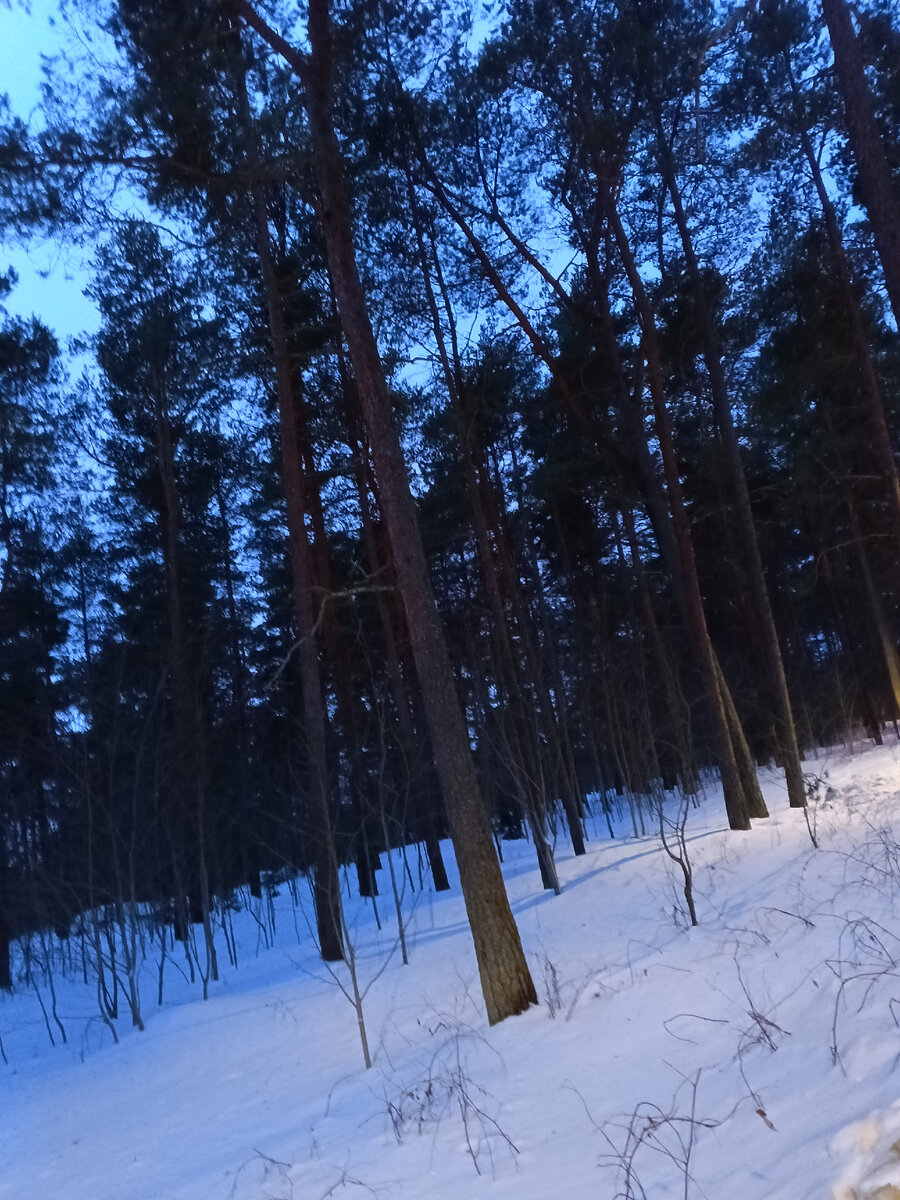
[602,200,765,829]
[153,369,218,978]
[236,0,536,1023]
[655,128,806,808]
[236,58,344,961]
[786,64,900,546]
[339,357,451,893]
[251,201,344,962]
[821,0,900,329]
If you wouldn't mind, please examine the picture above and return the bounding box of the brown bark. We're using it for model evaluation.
[405,173,569,880]
[237,62,343,960]
[821,0,900,329]
[785,61,900,546]
[848,502,900,718]
[400,34,762,829]
[237,0,535,1022]
[153,371,218,975]
[340,366,450,893]
[655,128,806,808]
[601,200,765,829]
[254,217,344,961]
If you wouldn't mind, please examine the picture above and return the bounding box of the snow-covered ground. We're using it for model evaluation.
[4,739,900,1199]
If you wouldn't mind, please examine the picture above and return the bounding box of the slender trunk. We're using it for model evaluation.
[499,438,589,849]
[553,0,766,823]
[787,70,900,544]
[848,502,900,718]
[236,0,535,1021]
[656,132,806,807]
[485,436,587,851]
[153,377,216,964]
[811,517,885,738]
[406,179,568,881]
[619,502,697,793]
[404,38,761,827]
[293,379,379,899]
[821,0,900,328]
[214,484,258,893]
[602,202,765,828]
[341,368,451,893]
[239,86,343,961]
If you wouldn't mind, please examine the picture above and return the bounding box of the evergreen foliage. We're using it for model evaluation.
[0,0,898,1021]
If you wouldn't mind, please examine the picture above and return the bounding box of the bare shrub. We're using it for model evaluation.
[826,915,900,1070]
[587,1071,719,1199]
[536,951,607,1021]
[652,789,698,927]
[384,1029,518,1177]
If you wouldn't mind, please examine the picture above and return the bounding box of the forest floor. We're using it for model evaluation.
[4,738,900,1199]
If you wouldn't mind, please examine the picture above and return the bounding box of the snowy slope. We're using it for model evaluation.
[3,740,900,1200]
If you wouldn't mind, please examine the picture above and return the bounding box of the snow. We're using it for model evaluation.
[4,740,900,1199]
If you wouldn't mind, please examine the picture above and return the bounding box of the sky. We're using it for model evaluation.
[2,0,100,341]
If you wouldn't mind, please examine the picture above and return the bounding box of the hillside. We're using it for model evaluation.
[4,741,900,1199]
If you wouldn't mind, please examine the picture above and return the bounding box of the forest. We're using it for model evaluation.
[0,0,899,1034]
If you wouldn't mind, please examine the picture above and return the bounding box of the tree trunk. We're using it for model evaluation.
[811,515,886,739]
[406,181,568,882]
[243,139,343,961]
[787,73,900,546]
[619,501,697,793]
[602,201,765,829]
[292,375,381,900]
[237,0,535,1022]
[848,501,900,719]
[340,361,451,893]
[153,372,217,979]
[406,40,763,829]
[656,131,806,808]
[821,0,900,329]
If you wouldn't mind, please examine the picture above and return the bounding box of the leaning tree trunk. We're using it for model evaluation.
[786,74,900,548]
[253,213,343,962]
[821,0,900,330]
[583,267,698,794]
[341,376,451,893]
[239,83,343,961]
[848,500,900,720]
[656,132,806,809]
[552,3,766,826]
[601,201,766,830]
[407,53,763,829]
[618,500,698,793]
[293,381,381,899]
[236,0,536,1023]
[407,185,567,884]
[809,512,886,740]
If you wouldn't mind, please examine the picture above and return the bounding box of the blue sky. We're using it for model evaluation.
[2,0,100,340]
